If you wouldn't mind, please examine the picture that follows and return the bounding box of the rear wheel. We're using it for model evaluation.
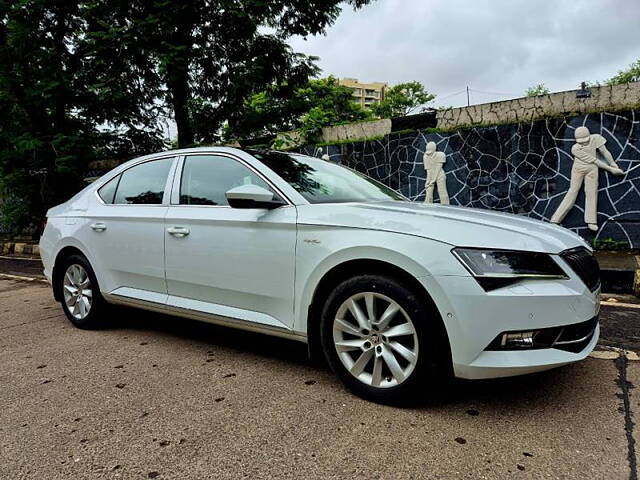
[57,254,109,329]
[320,274,450,404]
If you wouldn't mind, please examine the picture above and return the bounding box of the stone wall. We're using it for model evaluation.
[274,118,392,149]
[320,118,391,143]
[301,109,640,248]
[283,82,640,149]
[436,82,640,130]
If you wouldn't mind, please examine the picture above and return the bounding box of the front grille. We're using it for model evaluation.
[560,247,600,291]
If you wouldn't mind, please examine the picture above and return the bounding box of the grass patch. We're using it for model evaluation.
[314,134,386,147]
[592,237,631,251]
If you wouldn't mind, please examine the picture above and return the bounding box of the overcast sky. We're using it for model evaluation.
[288,0,640,108]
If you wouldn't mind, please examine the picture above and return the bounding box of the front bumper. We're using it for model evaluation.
[422,273,600,380]
[455,323,599,379]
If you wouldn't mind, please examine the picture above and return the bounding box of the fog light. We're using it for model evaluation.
[501,331,534,348]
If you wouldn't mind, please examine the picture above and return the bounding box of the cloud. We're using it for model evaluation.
[289,0,640,107]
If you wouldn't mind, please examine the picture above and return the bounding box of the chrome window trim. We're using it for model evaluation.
[93,154,179,207]
[171,151,294,207]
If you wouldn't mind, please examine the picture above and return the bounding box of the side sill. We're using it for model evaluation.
[103,292,308,344]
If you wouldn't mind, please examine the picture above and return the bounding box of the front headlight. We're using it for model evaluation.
[452,248,568,291]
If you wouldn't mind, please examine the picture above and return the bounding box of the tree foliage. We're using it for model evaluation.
[0,0,166,232]
[98,0,372,147]
[525,83,550,97]
[0,0,372,233]
[606,58,640,86]
[226,76,372,141]
[371,81,435,118]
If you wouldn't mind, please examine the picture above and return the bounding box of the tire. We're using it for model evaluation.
[319,274,451,404]
[57,254,109,329]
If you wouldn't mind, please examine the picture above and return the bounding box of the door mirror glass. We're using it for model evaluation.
[225,185,284,209]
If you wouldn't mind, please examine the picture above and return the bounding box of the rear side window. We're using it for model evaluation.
[180,155,275,206]
[97,175,119,204]
[113,157,174,205]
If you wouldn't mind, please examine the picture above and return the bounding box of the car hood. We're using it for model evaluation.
[295,201,588,253]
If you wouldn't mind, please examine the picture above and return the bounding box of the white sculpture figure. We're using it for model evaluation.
[550,126,624,231]
[321,153,330,161]
[423,141,449,204]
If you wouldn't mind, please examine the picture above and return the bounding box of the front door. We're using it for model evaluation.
[164,153,297,329]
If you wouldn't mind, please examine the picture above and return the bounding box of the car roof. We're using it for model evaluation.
[135,146,245,161]
[137,146,300,162]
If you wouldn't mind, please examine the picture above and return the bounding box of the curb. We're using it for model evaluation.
[590,347,640,361]
[0,273,48,283]
[601,300,640,310]
[0,242,40,257]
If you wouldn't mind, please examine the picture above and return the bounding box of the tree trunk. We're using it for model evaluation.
[167,63,194,148]
[52,6,68,134]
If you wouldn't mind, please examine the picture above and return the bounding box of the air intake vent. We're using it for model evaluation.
[560,247,600,291]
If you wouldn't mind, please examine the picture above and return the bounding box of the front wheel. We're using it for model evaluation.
[319,274,450,404]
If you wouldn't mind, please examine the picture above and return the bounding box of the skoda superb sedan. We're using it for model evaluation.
[40,147,600,403]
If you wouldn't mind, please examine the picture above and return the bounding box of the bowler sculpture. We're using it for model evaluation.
[423,141,449,204]
[550,126,624,231]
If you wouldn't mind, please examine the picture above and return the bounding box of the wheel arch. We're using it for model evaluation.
[305,257,451,368]
[51,245,90,302]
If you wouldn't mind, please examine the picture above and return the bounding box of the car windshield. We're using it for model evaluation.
[247,150,405,204]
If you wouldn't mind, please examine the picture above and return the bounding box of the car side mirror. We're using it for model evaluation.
[225,184,285,210]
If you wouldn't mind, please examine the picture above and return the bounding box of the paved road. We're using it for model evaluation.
[0,278,638,479]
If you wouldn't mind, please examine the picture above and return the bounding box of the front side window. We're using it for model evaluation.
[180,155,275,206]
[113,157,174,205]
[247,150,405,204]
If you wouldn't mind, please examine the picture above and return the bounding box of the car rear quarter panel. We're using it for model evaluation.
[39,216,96,285]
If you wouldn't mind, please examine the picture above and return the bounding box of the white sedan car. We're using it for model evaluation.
[40,147,600,403]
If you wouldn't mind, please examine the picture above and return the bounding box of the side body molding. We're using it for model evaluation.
[104,287,305,342]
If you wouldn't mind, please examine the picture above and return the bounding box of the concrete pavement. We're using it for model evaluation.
[0,278,638,479]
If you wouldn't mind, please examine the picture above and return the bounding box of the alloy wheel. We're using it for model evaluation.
[63,264,93,320]
[332,292,419,388]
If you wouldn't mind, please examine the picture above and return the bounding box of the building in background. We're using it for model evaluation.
[339,78,388,109]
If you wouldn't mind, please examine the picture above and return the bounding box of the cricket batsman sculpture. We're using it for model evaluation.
[423,141,449,204]
[551,126,625,231]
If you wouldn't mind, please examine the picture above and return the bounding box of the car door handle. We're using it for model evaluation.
[90,222,107,232]
[167,226,190,238]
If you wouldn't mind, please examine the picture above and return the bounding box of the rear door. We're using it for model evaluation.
[164,153,297,329]
[86,156,177,303]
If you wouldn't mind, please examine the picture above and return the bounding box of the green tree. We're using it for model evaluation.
[606,59,640,85]
[227,76,372,141]
[0,0,165,232]
[297,77,373,138]
[0,0,373,232]
[106,0,373,147]
[371,81,435,118]
[525,83,550,97]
